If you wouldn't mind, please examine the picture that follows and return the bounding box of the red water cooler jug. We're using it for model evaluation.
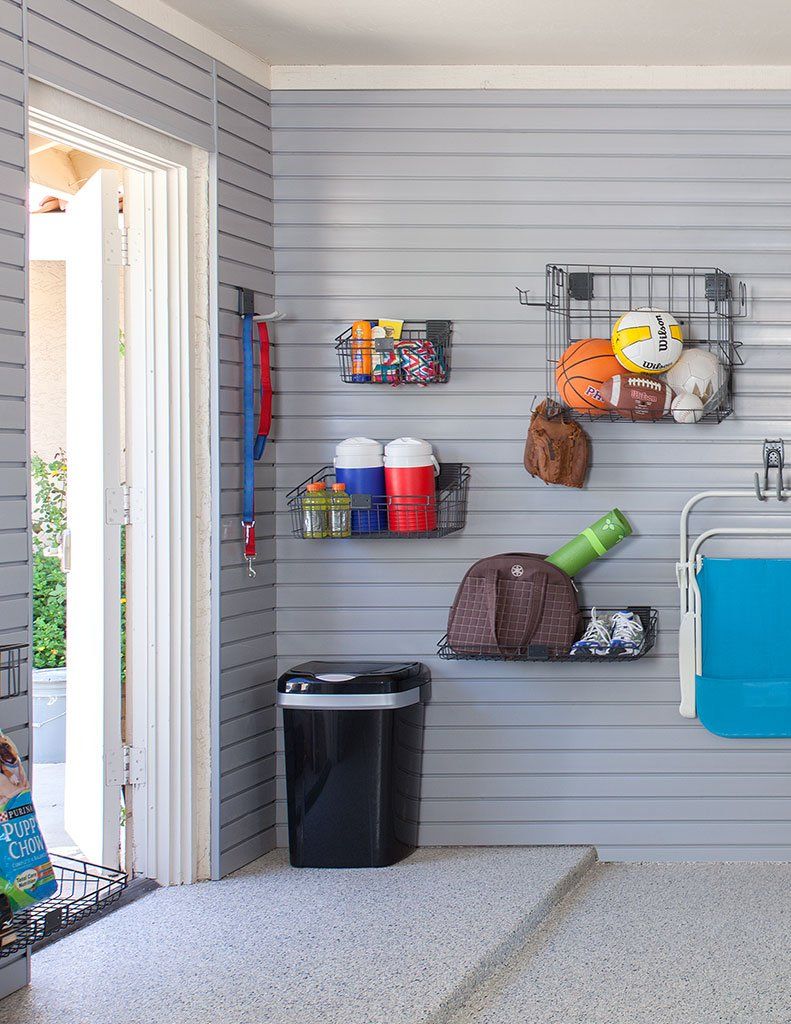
[384,437,439,533]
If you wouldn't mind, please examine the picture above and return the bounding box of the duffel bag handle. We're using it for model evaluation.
[483,565,548,654]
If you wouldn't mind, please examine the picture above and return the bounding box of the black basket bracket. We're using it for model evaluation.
[568,272,594,301]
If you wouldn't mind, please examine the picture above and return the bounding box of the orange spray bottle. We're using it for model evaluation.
[350,320,372,382]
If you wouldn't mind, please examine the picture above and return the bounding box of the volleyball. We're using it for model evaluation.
[611,307,683,375]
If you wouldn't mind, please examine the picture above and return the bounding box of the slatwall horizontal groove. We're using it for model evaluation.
[28,0,212,97]
[221,792,276,833]
[215,105,271,150]
[221,786,276,830]
[27,44,213,148]
[220,814,276,859]
[53,0,212,70]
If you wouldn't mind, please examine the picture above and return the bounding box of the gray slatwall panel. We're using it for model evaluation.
[0,0,29,996]
[26,0,214,149]
[216,63,276,876]
[272,88,791,861]
[0,1,277,913]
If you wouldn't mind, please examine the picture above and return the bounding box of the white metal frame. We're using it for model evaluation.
[677,489,791,719]
[28,97,207,885]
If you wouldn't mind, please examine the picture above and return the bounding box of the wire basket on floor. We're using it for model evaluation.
[0,855,127,957]
[518,265,745,423]
[0,644,24,700]
[287,463,469,539]
[335,320,452,385]
[438,607,658,662]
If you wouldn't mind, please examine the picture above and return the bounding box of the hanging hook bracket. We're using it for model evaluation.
[754,439,785,501]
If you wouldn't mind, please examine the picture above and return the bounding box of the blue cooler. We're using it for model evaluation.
[334,437,387,533]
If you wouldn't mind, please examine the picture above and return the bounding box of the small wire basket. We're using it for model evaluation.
[518,264,745,423]
[287,463,469,539]
[438,607,658,662]
[0,855,127,957]
[0,644,24,700]
[335,320,452,385]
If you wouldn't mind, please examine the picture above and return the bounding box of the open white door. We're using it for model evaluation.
[63,169,123,867]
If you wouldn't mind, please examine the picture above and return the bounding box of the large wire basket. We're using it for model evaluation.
[287,463,469,539]
[0,855,127,957]
[0,644,24,700]
[518,264,745,423]
[335,320,452,385]
[438,606,658,662]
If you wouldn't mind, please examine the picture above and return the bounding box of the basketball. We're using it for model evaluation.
[555,338,623,415]
[611,307,683,374]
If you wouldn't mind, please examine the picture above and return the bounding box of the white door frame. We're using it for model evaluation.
[28,87,211,886]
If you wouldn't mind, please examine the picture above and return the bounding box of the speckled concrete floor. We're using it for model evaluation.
[451,861,791,1024]
[0,846,593,1024]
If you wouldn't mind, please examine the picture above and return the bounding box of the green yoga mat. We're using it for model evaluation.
[545,509,632,577]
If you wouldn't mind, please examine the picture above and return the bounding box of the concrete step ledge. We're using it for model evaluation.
[428,846,597,1024]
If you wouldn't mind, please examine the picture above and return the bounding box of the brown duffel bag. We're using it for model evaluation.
[446,553,581,657]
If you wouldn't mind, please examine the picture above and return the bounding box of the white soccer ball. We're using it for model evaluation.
[671,391,705,424]
[611,307,684,375]
[665,348,723,403]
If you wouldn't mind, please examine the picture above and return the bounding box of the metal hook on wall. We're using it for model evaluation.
[754,439,785,502]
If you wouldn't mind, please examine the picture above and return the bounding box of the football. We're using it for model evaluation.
[599,374,675,420]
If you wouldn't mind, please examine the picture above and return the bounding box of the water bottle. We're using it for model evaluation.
[329,483,351,538]
[303,482,328,538]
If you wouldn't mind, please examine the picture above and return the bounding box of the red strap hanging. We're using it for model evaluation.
[256,321,273,447]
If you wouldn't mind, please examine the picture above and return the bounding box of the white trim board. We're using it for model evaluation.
[270,64,791,90]
[29,82,213,886]
[111,0,271,87]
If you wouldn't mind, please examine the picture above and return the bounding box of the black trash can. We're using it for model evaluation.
[277,660,430,868]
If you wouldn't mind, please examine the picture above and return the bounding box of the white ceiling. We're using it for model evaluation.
[163,0,791,66]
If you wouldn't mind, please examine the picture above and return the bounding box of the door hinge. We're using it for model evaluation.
[106,745,146,786]
[105,484,144,526]
[106,226,130,268]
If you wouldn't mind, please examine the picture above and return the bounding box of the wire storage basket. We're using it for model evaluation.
[0,855,127,957]
[518,265,745,423]
[335,320,452,385]
[287,463,469,539]
[0,644,24,700]
[438,606,658,662]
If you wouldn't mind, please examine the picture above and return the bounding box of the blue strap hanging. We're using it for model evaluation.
[239,289,276,578]
[241,310,257,575]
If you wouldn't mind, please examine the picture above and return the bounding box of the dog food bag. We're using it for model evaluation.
[0,730,57,914]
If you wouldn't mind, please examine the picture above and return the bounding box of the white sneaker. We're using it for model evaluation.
[571,608,611,656]
[609,610,645,656]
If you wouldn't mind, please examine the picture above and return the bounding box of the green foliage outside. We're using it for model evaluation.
[31,452,67,668]
[31,452,127,677]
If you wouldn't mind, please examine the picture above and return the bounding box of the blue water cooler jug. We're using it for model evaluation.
[334,437,387,533]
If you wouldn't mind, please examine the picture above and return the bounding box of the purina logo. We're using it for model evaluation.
[511,564,524,578]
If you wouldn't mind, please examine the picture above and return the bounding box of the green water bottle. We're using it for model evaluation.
[545,509,632,576]
[303,482,329,539]
[329,482,351,538]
